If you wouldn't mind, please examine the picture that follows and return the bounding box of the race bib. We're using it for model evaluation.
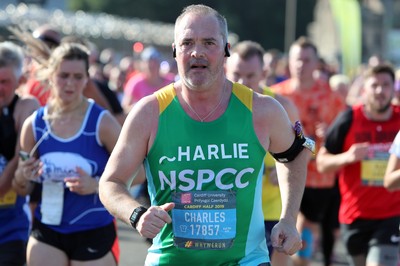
[361,144,390,186]
[171,191,236,250]
[41,181,64,225]
[0,156,16,207]
[0,189,17,208]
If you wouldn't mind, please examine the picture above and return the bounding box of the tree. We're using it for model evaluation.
[69,0,316,53]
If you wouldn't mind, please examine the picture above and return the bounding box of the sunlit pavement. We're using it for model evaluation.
[117,220,349,266]
[118,221,149,266]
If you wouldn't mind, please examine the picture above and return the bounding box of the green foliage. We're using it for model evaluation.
[69,0,107,11]
[68,0,317,53]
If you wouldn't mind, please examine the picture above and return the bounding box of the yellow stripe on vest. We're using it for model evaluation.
[156,83,254,114]
[155,84,176,114]
[232,83,253,112]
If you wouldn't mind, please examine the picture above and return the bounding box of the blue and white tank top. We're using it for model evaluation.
[32,99,113,233]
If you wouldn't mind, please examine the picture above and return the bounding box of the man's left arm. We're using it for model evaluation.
[272,149,309,255]
[254,94,310,255]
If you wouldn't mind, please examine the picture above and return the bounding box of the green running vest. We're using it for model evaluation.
[144,83,269,265]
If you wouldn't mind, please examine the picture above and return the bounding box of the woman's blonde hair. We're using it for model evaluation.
[37,42,90,81]
[9,26,91,120]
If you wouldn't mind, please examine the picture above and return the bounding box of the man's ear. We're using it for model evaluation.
[172,43,176,58]
[224,43,231,57]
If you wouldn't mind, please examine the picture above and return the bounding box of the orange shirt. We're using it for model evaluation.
[25,78,50,106]
[272,79,346,188]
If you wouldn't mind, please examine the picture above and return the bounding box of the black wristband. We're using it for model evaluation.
[129,206,148,229]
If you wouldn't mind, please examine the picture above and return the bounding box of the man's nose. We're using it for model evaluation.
[191,45,206,58]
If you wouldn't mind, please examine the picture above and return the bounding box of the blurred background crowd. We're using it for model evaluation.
[1,1,400,266]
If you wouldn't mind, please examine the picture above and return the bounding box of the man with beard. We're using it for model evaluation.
[99,4,311,266]
[271,37,345,266]
[317,64,400,266]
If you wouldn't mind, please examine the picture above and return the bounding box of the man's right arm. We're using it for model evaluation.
[316,108,369,174]
[99,95,155,222]
[99,95,173,238]
[317,144,369,173]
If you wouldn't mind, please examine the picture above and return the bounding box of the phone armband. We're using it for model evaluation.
[270,121,315,163]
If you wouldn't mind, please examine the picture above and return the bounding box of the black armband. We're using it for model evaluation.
[270,121,315,163]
